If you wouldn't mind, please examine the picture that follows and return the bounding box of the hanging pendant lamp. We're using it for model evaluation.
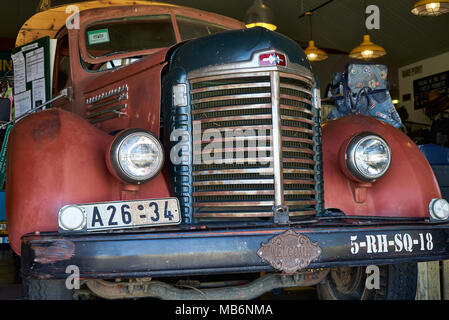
[304,12,328,62]
[411,0,449,16]
[305,40,328,62]
[349,34,386,60]
[350,1,386,60]
[244,0,277,31]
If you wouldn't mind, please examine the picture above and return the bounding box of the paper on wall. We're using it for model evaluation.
[32,78,46,108]
[25,47,45,83]
[11,52,26,94]
[14,90,31,119]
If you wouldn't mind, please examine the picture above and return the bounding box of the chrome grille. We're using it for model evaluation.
[190,71,317,219]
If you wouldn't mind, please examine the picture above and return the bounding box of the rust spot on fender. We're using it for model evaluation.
[31,239,75,264]
[31,109,61,142]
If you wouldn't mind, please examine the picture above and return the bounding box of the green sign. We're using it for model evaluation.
[87,29,110,45]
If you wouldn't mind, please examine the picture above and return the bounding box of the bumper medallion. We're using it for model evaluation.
[257,229,322,274]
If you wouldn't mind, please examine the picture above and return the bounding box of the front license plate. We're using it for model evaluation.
[84,198,181,231]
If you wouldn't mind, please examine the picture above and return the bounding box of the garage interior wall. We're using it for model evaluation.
[398,51,449,125]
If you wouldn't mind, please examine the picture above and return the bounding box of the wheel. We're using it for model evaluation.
[22,278,74,300]
[316,263,418,300]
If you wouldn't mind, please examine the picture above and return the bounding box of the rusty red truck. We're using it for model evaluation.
[5,1,449,300]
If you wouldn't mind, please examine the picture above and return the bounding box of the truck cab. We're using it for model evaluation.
[6,1,449,300]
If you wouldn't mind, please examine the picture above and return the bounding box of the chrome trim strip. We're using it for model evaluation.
[193,124,272,134]
[197,114,271,124]
[281,126,314,135]
[280,105,314,115]
[191,92,271,105]
[89,114,118,124]
[193,146,271,156]
[86,93,128,112]
[193,135,272,144]
[282,147,315,154]
[282,158,316,165]
[279,72,313,85]
[190,82,270,94]
[270,71,284,208]
[194,212,274,218]
[194,201,275,207]
[193,190,275,196]
[85,84,128,105]
[281,136,314,144]
[192,103,272,114]
[192,168,273,176]
[284,190,316,195]
[280,83,312,95]
[193,179,274,186]
[85,104,127,119]
[282,169,316,175]
[283,179,315,184]
[312,88,321,109]
[280,115,314,125]
[190,71,271,83]
[280,94,313,106]
[286,200,317,206]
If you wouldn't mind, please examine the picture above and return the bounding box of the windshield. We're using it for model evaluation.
[83,14,234,71]
[85,15,176,59]
[176,16,231,40]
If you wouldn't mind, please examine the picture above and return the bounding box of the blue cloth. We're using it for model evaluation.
[327,63,403,129]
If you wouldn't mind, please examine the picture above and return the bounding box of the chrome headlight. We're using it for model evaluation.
[109,129,164,184]
[346,133,391,182]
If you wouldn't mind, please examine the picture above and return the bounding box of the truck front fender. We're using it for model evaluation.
[6,109,170,255]
[322,115,441,218]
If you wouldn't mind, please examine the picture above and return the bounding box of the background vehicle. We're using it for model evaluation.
[5,1,449,300]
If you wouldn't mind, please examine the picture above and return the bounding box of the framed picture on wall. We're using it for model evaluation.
[413,70,449,110]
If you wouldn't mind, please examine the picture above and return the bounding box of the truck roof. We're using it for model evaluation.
[16,0,242,47]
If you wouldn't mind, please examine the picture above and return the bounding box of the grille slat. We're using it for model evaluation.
[189,71,317,219]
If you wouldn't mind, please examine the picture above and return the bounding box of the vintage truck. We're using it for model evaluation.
[5,0,449,300]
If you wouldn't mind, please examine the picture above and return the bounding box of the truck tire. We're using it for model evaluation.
[316,263,418,300]
[22,278,74,300]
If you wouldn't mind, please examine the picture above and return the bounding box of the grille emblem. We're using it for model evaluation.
[259,52,286,66]
[257,229,322,274]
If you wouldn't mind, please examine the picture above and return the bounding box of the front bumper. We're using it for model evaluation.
[21,220,449,280]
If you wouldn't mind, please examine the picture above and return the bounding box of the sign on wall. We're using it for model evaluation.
[413,70,449,110]
[11,36,53,119]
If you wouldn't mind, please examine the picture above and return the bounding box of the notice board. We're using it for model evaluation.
[11,36,55,119]
[413,70,449,110]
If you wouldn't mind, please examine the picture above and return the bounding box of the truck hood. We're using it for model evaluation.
[167,27,311,73]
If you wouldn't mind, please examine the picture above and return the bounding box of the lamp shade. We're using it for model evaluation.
[349,34,386,60]
[411,0,449,16]
[304,40,328,62]
[244,0,277,31]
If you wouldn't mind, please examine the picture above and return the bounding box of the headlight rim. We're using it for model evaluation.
[109,128,164,185]
[345,132,391,182]
[58,204,87,231]
[429,198,449,221]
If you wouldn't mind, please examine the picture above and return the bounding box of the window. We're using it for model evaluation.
[85,15,176,59]
[176,16,231,41]
[54,34,70,92]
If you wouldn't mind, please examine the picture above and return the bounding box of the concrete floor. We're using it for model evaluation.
[0,245,21,300]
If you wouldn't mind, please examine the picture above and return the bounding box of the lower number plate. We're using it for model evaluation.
[85,198,181,231]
